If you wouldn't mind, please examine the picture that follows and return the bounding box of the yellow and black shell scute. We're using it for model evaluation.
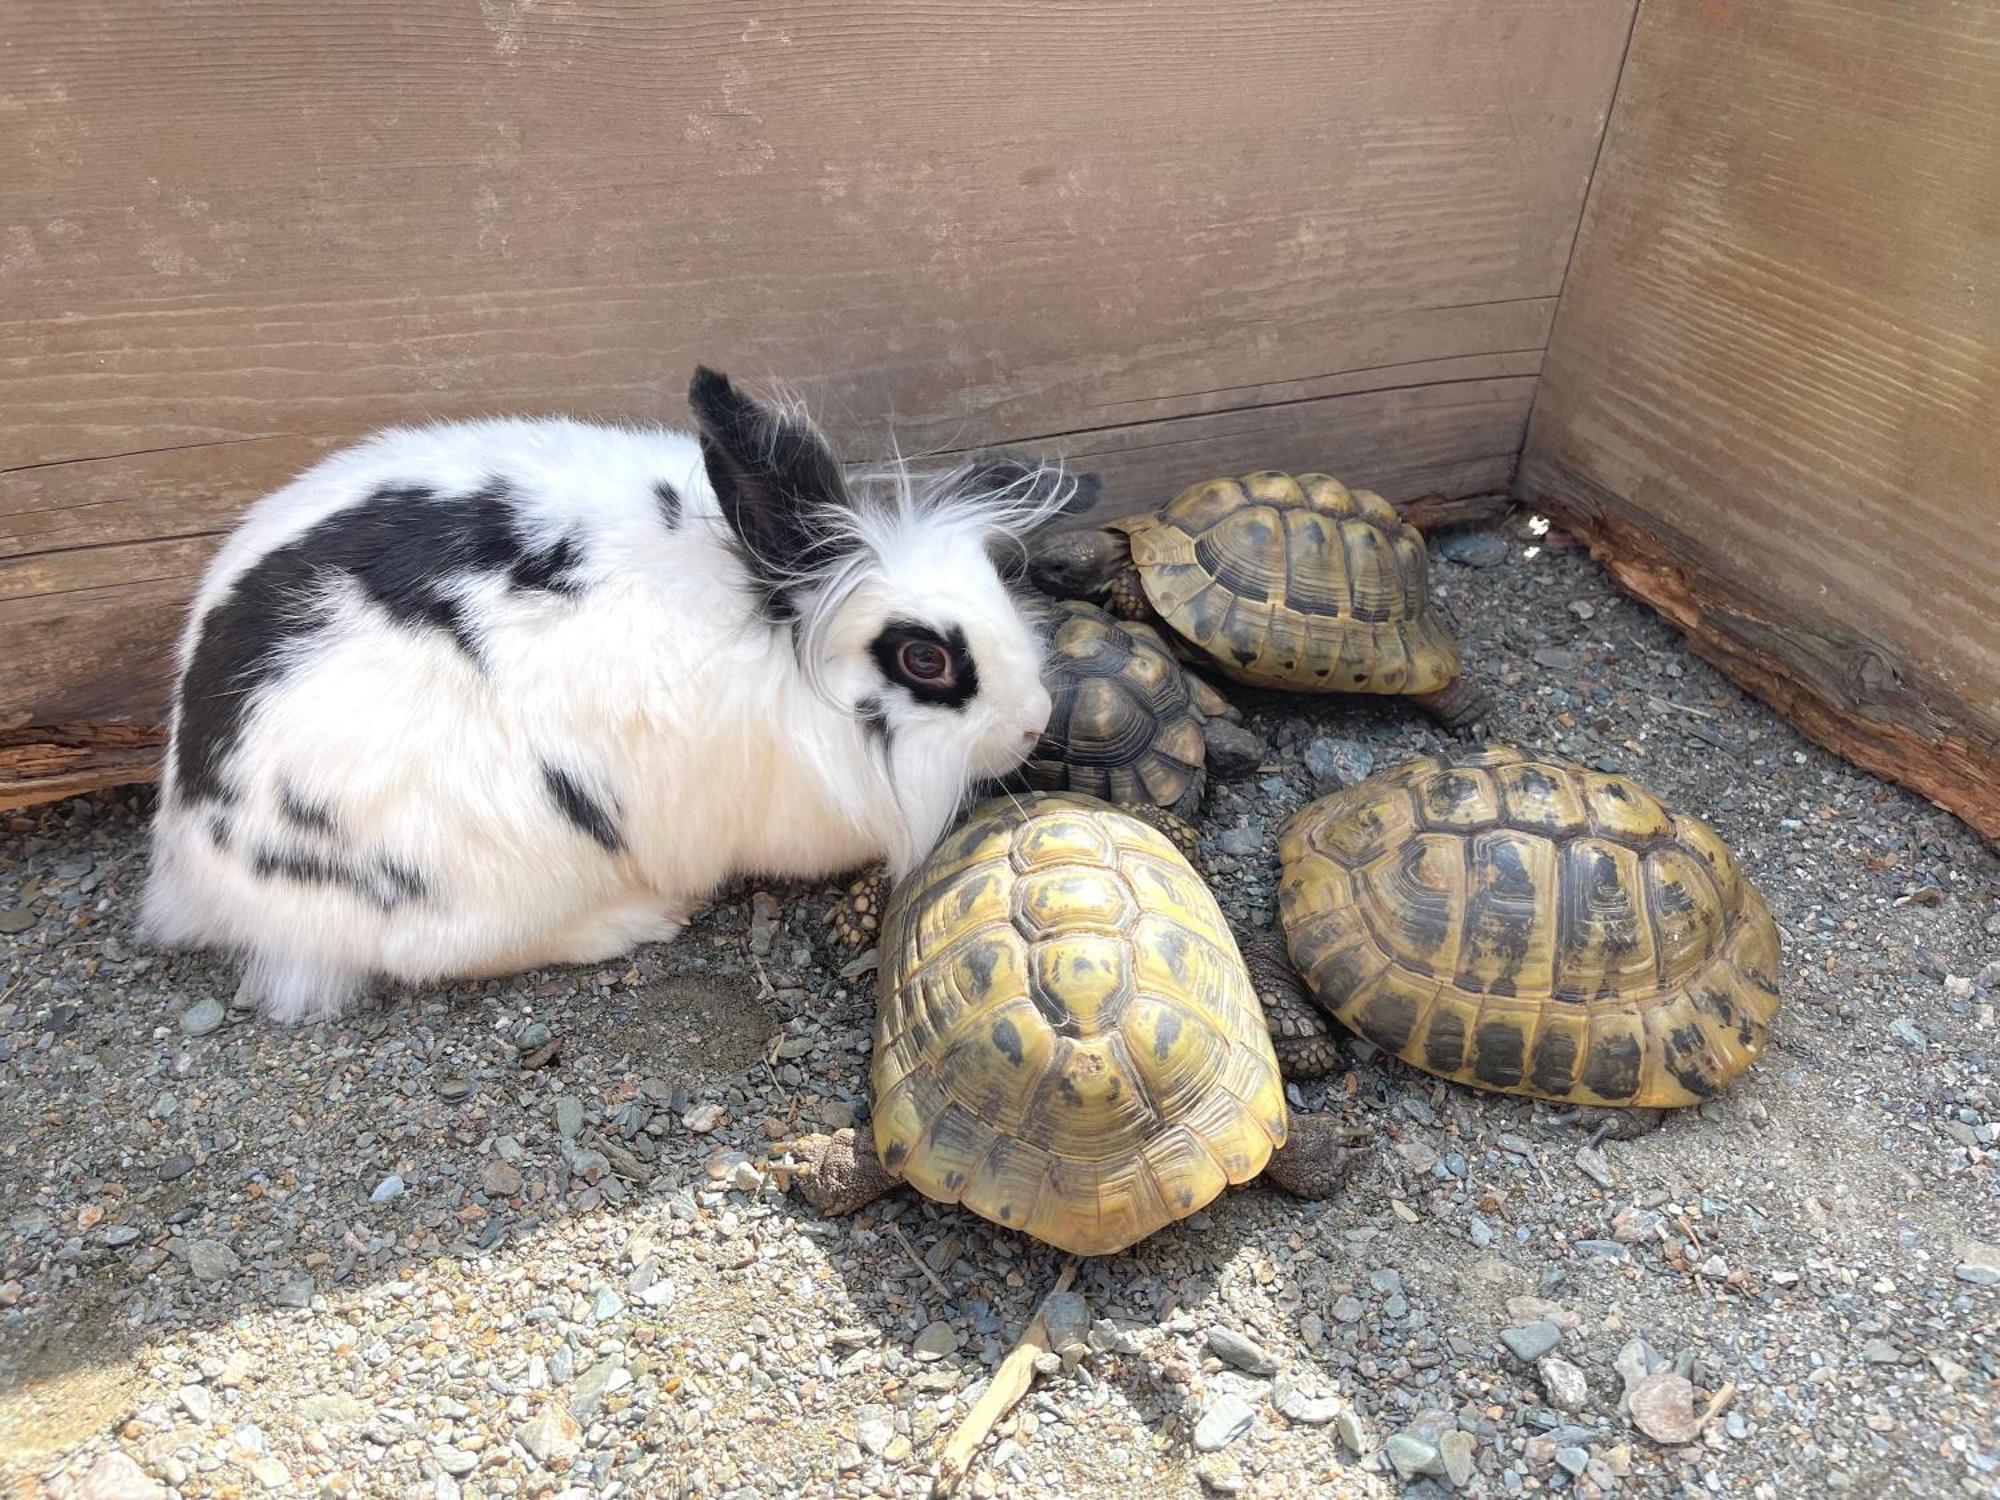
[871,792,1287,1256]
[1022,601,1208,815]
[1110,471,1461,695]
[1276,748,1781,1109]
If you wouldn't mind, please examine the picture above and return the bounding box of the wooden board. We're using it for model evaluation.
[1,0,1637,794]
[1520,0,2000,842]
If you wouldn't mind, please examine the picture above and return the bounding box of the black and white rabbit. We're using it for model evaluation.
[142,367,1084,1021]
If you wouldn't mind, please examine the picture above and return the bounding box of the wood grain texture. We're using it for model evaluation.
[2,0,1636,762]
[1520,0,2000,842]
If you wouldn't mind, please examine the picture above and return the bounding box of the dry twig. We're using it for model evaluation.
[932,1258,1080,1496]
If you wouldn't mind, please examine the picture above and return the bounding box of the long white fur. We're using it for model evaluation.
[142,410,1069,1021]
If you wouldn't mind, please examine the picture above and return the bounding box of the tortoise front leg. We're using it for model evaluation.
[788,1129,899,1216]
[828,863,893,954]
[1239,929,1343,1079]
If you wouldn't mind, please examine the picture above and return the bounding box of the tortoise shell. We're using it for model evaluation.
[1112,471,1460,694]
[1022,601,1209,816]
[872,792,1287,1255]
[1276,748,1780,1108]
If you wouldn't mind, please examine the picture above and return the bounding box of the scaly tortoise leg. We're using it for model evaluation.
[828,863,893,954]
[788,1129,898,1215]
[1408,674,1492,739]
[1238,929,1343,1080]
[1123,802,1205,867]
[1235,929,1366,1200]
[1558,1105,1668,1144]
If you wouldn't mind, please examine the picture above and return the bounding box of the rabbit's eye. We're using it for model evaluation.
[897,640,953,685]
[872,619,978,708]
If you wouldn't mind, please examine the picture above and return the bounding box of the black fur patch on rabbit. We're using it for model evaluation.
[174,480,587,806]
[249,845,428,910]
[540,764,624,853]
[654,480,682,528]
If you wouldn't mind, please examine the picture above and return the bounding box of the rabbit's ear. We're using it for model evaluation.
[689,366,851,605]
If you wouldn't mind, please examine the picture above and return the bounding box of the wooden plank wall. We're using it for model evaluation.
[1521,0,2000,841]
[0,0,1637,802]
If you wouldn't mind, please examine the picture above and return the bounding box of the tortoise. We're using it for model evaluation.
[1028,470,1488,731]
[827,600,1262,953]
[1019,599,1255,819]
[1240,747,1781,1132]
[793,792,1360,1254]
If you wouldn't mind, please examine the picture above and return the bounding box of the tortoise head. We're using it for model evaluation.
[1026,525,1132,601]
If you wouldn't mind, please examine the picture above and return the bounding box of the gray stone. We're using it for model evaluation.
[589,1286,623,1323]
[482,1161,522,1198]
[1202,722,1268,781]
[913,1320,961,1361]
[1539,1355,1589,1411]
[434,1448,478,1477]
[1573,1238,1632,1262]
[1205,1326,1279,1376]
[515,1021,553,1052]
[1213,826,1261,857]
[1439,1429,1476,1487]
[1574,1146,1616,1188]
[570,1355,622,1418]
[369,1173,404,1203]
[1303,738,1374,789]
[1556,1446,1590,1477]
[1040,1292,1091,1351]
[1335,1408,1366,1454]
[177,1383,212,1424]
[70,1451,165,1500]
[1955,1262,2000,1287]
[1615,1336,1662,1398]
[185,1238,240,1282]
[1386,1433,1446,1479]
[101,1224,143,1248]
[1499,1321,1562,1362]
[1438,532,1508,568]
[1331,1294,1364,1324]
[554,1096,584,1139]
[1274,1380,1342,1426]
[855,1403,896,1457]
[1860,1338,1904,1364]
[1888,1017,1927,1050]
[1194,1452,1245,1495]
[179,999,225,1037]
[275,1274,316,1309]
[518,1403,581,1469]
[683,1102,726,1133]
[1193,1392,1256,1452]
[298,1393,366,1424]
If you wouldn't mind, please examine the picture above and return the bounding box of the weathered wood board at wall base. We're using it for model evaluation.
[0,0,1638,806]
[1520,0,2000,843]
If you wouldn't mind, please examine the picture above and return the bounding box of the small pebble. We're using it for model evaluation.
[1205,1326,1279,1376]
[369,1174,405,1203]
[1386,1432,1445,1479]
[1193,1393,1256,1452]
[1438,531,1508,567]
[1500,1321,1562,1362]
[179,999,225,1037]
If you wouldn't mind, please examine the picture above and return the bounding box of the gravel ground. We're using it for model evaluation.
[3,511,1996,1500]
